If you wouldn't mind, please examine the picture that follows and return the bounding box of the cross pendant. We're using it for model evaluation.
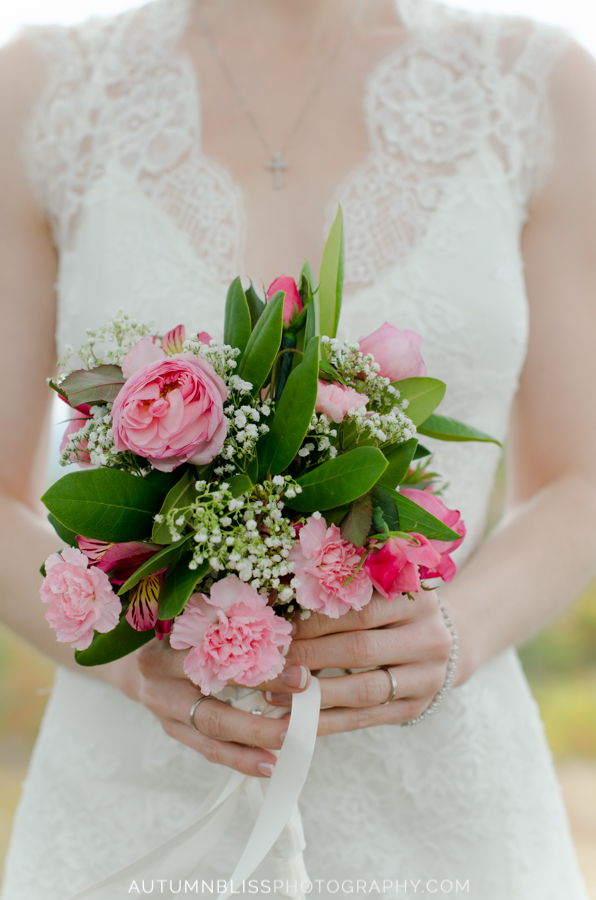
[266,152,289,189]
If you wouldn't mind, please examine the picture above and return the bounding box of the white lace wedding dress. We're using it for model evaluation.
[1,0,590,897]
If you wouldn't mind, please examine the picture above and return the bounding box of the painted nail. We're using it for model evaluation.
[281,665,308,689]
[257,762,275,778]
[290,622,298,637]
[268,692,292,703]
[281,643,290,657]
[280,729,288,742]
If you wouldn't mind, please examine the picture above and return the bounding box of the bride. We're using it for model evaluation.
[0,0,594,896]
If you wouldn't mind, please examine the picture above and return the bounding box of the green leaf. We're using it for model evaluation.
[392,378,446,426]
[58,365,126,407]
[417,413,501,446]
[47,513,78,547]
[228,473,253,498]
[413,444,432,460]
[323,504,351,526]
[317,206,344,339]
[224,276,252,357]
[285,447,388,512]
[378,439,419,489]
[371,486,400,532]
[379,485,461,542]
[41,468,171,543]
[258,337,320,478]
[152,469,197,544]
[301,259,317,295]
[246,282,266,329]
[158,554,208,620]
[340,493,373,547]
[237,291,284,393]
[305,302,317,347]
[75,614,154,666]
[246,452,259,482]
[118,536,192,596]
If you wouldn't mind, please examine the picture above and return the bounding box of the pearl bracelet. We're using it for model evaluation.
[400,595,459,727]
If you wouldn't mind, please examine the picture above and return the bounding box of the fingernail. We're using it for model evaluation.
[280,729,288,742]
[281,643,290,657]
[257,762,275,778]
[290,622,298,637]
[267,692,291,703]
[281,665,308,689]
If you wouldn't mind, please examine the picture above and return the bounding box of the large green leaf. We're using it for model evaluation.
[284,447,388,512]
[58,365,126,407]
[340,493,373,548]
[391,378,446,426]
[258,337,320,478]
[317,206,344,339]
[117,536,192,596]
[245,282,266,329]
[378,438,419,489]
[75,614,154,666]
[237,291,284,393]
[158,554,209,620]
[41,468,172,543]
[152,469,197,544]
[224,276,252,357]
[379,485,461,542]
[47,513,78,547]
[417,413,501,446]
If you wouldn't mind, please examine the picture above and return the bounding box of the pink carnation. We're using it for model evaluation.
[170,576,292,694]
[287,516,373,618]
[364,533,442,600]
[40,547,121,650]
[112,347,228,472]
[267,276,302,326]
[359,322,427,382]
[399,489,466,582]
[315,380,368,424]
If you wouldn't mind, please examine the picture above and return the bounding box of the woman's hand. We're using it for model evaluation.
[136,638,311,778]
[265,590,457,734]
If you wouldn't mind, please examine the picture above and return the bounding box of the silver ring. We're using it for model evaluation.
[380,667,398,705]
[189,695,215,733]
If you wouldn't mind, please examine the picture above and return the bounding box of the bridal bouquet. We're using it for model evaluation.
[39,210,497,694]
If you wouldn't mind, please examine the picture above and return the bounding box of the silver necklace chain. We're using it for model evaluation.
[197,1,363,188]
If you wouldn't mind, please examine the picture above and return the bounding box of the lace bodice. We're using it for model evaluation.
[3,3,589,899]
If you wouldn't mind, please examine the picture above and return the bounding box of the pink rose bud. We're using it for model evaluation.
[170,576,292,695]
[399,489,466,582]
[287,516,373,618]
[364,533,442,600]
[359,322,427,382]
[40,547,121,650]
[111,353,228,472]
[315,380,368,424]
[267,276,303,326]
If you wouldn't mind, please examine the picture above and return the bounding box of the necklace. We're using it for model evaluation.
[197,1,363,189]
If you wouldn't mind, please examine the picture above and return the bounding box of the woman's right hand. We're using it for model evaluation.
[136,638,310,777]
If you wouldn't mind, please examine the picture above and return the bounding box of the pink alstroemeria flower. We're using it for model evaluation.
[364,533,442,600]
[399,489,466,582]
[267,276,303,326]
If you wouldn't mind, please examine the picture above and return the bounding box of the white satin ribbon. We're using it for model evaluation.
[67,677,321,900]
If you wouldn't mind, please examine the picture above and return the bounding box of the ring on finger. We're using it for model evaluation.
[189,695,216,733]
[379,667,398,705]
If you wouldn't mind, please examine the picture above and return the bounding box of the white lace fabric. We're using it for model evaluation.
[2,1,590,897]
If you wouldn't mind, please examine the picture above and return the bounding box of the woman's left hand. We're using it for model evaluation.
[261,590,462,734]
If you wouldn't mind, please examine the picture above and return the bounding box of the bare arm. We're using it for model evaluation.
[0,37,139,696]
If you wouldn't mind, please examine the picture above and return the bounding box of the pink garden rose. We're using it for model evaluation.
[287,516,373,618]
[399,489,466,582]
[40,547,121,650]
[112,345,228,472]
[364,533,442,600]
[170,576,292,694]
[59,411,92,465]
[315,380,368,424]
[359,322,427,382]
[267,276,303,326]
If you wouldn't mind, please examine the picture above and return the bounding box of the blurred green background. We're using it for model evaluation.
[0,455,593,885]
